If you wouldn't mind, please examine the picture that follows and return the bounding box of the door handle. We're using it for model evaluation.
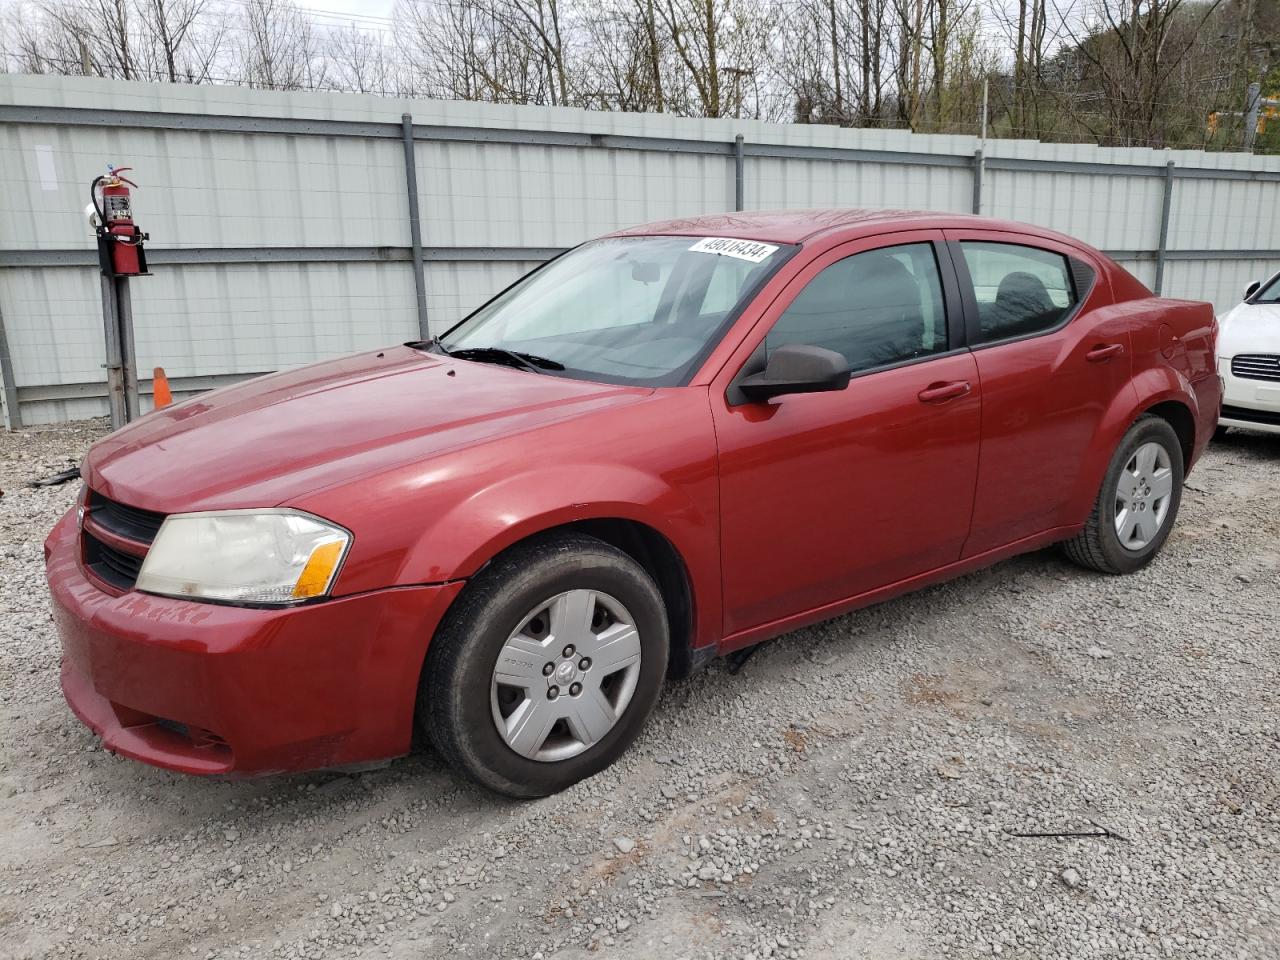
[1086,343,1125,363]
[917,380,971,404]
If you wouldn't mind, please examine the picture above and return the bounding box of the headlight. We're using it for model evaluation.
[136,509,351,605]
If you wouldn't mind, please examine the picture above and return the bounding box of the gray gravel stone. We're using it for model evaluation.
[0,421,1277,960]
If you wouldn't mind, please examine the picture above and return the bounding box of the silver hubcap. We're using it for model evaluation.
[490,589,642,762]
[1114,441,1174,550]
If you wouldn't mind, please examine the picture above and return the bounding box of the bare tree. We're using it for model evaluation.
[492,0,574,105]
[30,0,135,79]
[238,0,327,90]
[656,0,722,116]
[1056,0,1227,146]
[139,0,222,83]
[578,0,674,110]
[1,0,1273,153]
[395,0,556,104]
[654,0,774,118]
[325,23,392,94]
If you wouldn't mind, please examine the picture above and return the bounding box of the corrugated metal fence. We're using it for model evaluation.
[3,75,1280,427]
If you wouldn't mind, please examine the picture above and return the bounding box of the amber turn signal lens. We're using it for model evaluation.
[292,540,346,599]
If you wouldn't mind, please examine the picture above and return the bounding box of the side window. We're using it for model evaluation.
[960,242,1077,344]
[767,243,948,374]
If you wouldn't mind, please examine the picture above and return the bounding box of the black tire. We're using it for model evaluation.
[1213,424,1230,441]
[1062,415,1184,575]
[419,531,668,798]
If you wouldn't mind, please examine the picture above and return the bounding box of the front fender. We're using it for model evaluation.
[411,463,712,577]
[400,461,721,652]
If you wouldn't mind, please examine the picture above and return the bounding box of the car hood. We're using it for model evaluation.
[83,346,652,513]
[1219,301,1280,356]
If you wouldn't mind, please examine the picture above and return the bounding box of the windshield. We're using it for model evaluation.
[1252,272,1280,303]
[438,235,795,386]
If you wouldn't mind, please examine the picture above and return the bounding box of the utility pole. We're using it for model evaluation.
[1243,82,1262,152]
[724,67,753,120]
[980,77,989,146]
[973,78,989,216]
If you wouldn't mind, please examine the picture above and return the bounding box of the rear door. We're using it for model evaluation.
[944,230,1134,556]
[712,231,982,637]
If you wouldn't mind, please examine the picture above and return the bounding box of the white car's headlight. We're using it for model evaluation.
[136,509,351,605]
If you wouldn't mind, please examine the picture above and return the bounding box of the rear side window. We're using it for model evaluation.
[767,242,948,374]
[960,242,1077,344]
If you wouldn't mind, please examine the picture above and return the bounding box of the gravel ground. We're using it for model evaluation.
[0,419,1277,960]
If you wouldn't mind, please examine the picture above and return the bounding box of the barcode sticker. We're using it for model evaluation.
[688,237,779,263]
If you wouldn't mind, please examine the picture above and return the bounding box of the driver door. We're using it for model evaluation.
[711,232,982,641]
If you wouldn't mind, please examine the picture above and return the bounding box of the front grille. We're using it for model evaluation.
[1231,354,1280,382]
[83,529,146,590]
[1221,404,1280,427]
[81,490,166,591]
[88,491,165,543]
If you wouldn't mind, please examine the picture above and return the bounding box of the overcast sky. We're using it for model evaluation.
[0,0,400,22]
[298,0,397,24]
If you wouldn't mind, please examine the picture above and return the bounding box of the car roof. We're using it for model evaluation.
[607,208,1087,249]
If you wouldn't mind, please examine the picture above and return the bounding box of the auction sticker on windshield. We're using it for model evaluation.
[688,237,780,263]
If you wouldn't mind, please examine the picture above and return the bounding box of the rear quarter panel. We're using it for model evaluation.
[1058,257,1218,525]
[1127,297,1220,468]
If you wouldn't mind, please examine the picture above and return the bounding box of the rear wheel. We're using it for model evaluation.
[1062,416,1184,574]
[419,532,668,798]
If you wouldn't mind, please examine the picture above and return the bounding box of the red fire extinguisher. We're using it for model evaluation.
[90,166,149,277]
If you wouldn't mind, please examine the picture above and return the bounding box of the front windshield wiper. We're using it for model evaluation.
[406,338,563,373]
[446,346,565,373]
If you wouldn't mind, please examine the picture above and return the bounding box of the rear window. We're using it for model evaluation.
[960,242,1077,344]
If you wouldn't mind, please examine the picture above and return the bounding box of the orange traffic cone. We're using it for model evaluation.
[152,367,173,409]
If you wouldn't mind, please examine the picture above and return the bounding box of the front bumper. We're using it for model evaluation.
[44,509,464,777]
[1219,358,1280,435]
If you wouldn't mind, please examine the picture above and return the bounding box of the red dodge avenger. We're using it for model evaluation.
[46,210,1221,797]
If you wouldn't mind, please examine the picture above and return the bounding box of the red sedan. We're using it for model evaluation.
[45,210,1220,797]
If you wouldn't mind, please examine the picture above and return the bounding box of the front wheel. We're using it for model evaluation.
[419,532,668,798]
[1062,415,1184,574]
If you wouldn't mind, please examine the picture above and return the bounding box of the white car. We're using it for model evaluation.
[1217,270,1280,436]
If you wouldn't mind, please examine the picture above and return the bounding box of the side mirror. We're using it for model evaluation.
[1245,281,1261,301]
[738,344,851,402]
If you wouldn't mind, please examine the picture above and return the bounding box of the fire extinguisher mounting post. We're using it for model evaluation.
[115,278,141,422]
[91,166,148,430]
[99,273,130,430]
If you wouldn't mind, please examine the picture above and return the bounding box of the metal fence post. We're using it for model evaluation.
[401,113,430,340]
[734,134,745,211]
[0,302,21,430]
[1154,160,1175,295]
[971,148,984,215]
